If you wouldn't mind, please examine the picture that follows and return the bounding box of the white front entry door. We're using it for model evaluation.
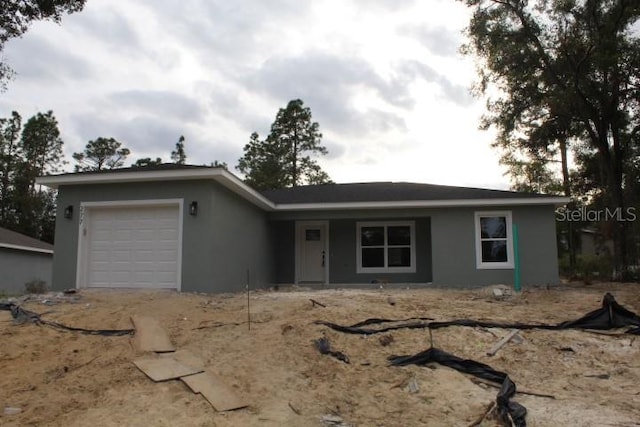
[297,222,327,283]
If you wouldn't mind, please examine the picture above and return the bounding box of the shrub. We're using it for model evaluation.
[559,254,613,281]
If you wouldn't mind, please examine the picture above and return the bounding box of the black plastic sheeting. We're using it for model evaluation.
[389,347,526,427]
[315,316,433,335]
[315,293,640,427]
[0,302,134,336]
[316,293,640,335]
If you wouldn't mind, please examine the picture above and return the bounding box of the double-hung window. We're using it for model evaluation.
[474,211,514,269]
[356,221,416,273]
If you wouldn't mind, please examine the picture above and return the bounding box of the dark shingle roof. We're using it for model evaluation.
[261,182,554,204]
[39,165,565,208]
[0,227,53,252]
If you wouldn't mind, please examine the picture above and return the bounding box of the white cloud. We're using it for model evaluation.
[0,0,509,189]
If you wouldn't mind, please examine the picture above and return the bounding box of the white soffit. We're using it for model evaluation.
[277,197,570,210]
[0,243,54,254]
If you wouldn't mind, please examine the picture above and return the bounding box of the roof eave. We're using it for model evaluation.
[36,171,569,212]
[0,243,54,254]
[36,169,276,211]
[36,168,229,188]
[213,170,276,211]
[274,196,570,211]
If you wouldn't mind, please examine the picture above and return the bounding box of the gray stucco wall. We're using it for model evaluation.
[272,221,295,283]
[52,180,273,293]
[270,204,560,287]
[0,248,52,295]
[52,179,560,292]
[269,217,432,284]
[430,205,559,286]
[208,182,273,292]
[328,218,432,283]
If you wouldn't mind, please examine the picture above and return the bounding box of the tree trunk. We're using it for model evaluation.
[609,121,629,280]
[594,125,628,280]
[292,126,298,187]
[559,139,576,274]
[559,139,570,197]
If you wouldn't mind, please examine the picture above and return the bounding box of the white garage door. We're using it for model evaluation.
[85,204,180,288]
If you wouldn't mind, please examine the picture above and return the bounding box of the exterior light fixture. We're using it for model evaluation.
[189,201,198,216]
[64,205,73,219]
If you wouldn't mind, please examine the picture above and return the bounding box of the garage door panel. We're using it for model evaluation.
[157,230,178,240]
[113,229,132,240]
[135,250,154,261]
[155,274,176,284]
[93,235,113,246]
[85,204,180,289]
[92,242,111,251]
[159,237,178,246]
[90,249,109,260]
[134,229,155,241]
[136,259,155,268]
[92,271,123,284]
[156,219,176,231]
[134,272,154,284]
[157,262,177,271]
[113,259,135,268]
[156,249,178,260]
[91,262,109,272]
[111,250,132,262]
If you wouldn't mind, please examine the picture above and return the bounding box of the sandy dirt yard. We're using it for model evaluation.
[1,282,640,427]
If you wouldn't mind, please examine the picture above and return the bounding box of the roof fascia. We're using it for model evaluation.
[273,196,570,211]
[36,168,228,188]
[213,169,275,210]
[0,243,54,254]
[36,169,276,211]
[36,171,569,212]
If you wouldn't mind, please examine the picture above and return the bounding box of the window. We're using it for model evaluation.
[305,229,321,241]
[474,211,514,269]
[357,221,416,273]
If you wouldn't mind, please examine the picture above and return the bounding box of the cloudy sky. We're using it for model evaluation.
[0,0,508,189]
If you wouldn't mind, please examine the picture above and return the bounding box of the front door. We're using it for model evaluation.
[297,222,327,283]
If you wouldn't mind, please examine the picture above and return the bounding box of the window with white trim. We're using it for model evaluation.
[474,211,514,269]
[356,221,416,273]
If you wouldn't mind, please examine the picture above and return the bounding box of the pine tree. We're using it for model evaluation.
[171,135,187,164]
[237,99,331,190]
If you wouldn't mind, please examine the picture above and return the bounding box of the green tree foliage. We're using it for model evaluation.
[171,135,187,164]
[210,160,228,169]
[460,0,640,277]
[132,157,163,167]
[237,99,331,190]
[499,148,562,194]
[0,0,87,91]
[0,110,64,242]
[20,111,65,181]
[17,111,64,240]
[72,137,130,171]
[0,111,22,225]
[238,132,289,190]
